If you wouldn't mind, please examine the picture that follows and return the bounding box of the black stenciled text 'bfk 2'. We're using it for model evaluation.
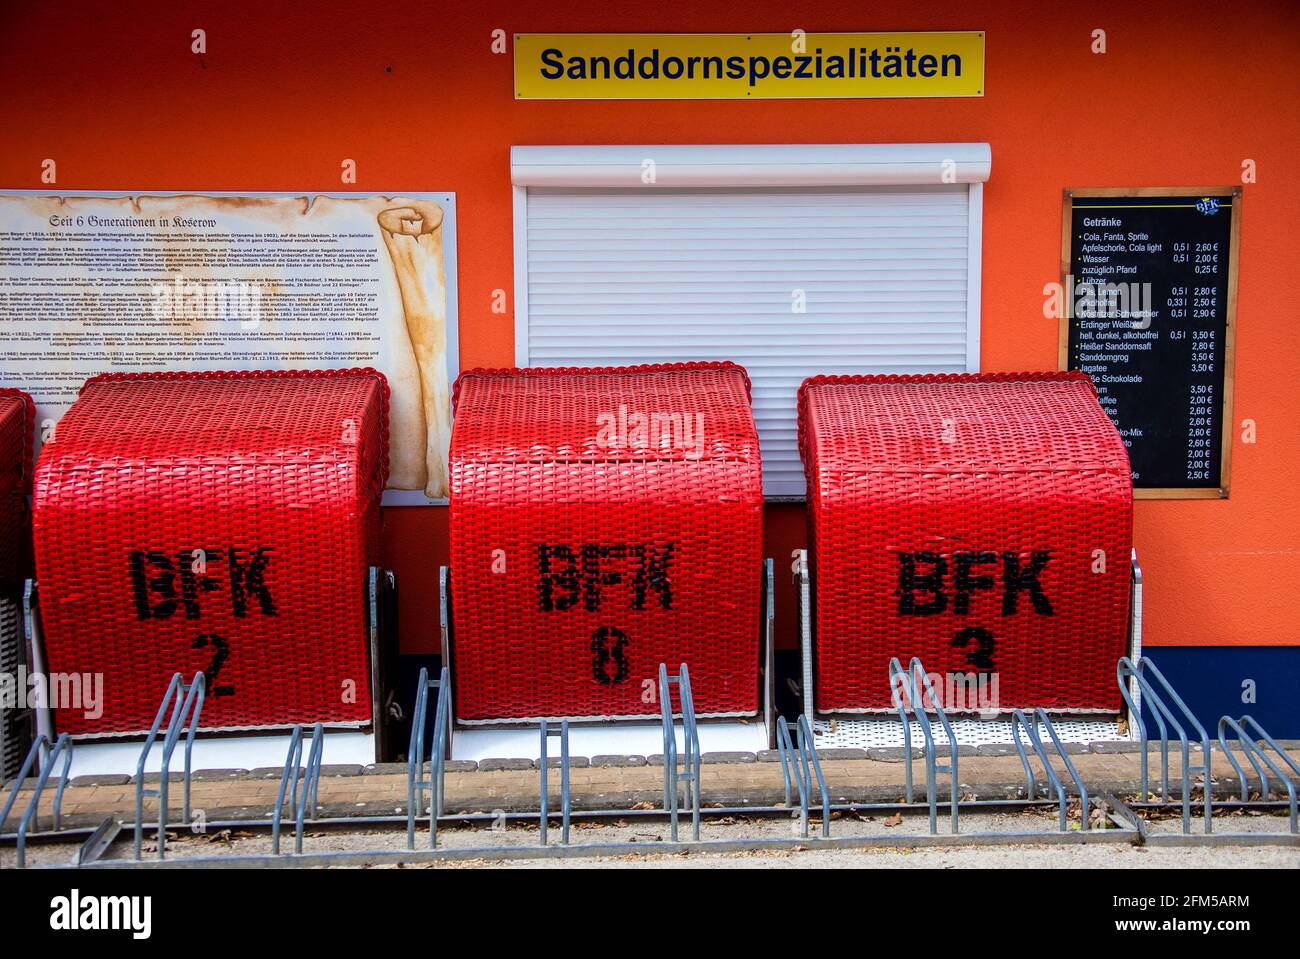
[127,546,278,696]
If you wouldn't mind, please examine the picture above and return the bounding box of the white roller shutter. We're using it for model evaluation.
[513,146,987,498]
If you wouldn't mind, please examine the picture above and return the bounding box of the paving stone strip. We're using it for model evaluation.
[3,743,1295,830]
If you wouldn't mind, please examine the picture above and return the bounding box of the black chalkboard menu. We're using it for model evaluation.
[1060,188,1240,498]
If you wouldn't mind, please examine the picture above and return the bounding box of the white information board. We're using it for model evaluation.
[0,192,459,502]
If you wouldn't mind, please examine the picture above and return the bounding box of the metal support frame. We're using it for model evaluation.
[76,817,122,866]
[539,719,572,846]
[889,656,960,835]
[67,822,1149,868]
[1117,656,1211,834]
[1125,550,1143,737]
[659,663,701,842]
[406,665,452,849]
[762,557,776,750]
[0,733,74,867]
[58,786,1300,869]
[51,791,1153,868]
[22,580,52,745]
[1217,715,1298,834]
[133,672,206,860]
[438,566,453,744]
[1010,708,1090,831]
[775,714,830,838]
[366,566,398,763]
[794,549,814,726]
[271,724,325,854]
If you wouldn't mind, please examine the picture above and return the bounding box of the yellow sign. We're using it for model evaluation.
[514,32,984,100]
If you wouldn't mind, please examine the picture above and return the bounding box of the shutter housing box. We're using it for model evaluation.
[513,143,991,497]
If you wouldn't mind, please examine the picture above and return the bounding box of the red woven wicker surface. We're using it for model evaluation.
[450,362,763,720]
[0,389,35,589]
[32,369,389,735]
[799,372,1133,713]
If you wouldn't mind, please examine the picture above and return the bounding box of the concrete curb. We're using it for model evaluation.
[9,739,1296,790]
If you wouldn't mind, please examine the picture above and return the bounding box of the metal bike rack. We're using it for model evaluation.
[1010,708,1090,832]
[775,714,830,839]
[134,672,206,860]
[1217,715,1298,834]
[25,643,1300,867]
[889,656,960,835]
[659,662,702,842]
[13,733,1167,868]
[1116,656,1211,834]
[271,724,325,855]
[406,665,452,849]
[0,732,74,867]
[539,719,572,846]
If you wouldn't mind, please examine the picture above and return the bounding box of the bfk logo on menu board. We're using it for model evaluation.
[514,32,985,100]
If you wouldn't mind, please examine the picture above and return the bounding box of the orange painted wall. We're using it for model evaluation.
[2,1,1297,654]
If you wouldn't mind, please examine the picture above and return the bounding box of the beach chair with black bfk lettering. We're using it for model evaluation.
[794,373,1144,818]
[19,370,401,789]
[442,362,778,770]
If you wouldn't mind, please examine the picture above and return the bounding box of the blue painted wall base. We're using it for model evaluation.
[1139,647,1300,740]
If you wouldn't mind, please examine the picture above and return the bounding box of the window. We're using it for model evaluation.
[512,144,989,497]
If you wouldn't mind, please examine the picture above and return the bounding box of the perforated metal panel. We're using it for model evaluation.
[811,717,1125,749]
